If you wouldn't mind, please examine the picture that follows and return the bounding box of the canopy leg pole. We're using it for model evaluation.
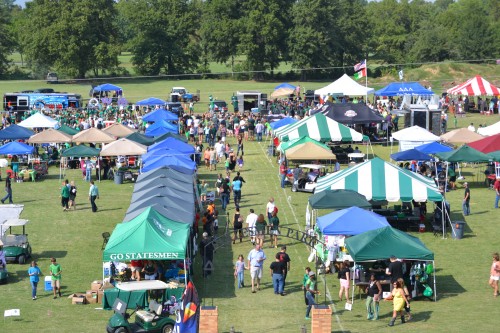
[441,201,446,239]
[351,261,356,305]
[433,260,437,301]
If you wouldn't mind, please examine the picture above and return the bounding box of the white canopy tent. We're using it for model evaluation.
[18,112,59,128]
[477,120,500,136]
[314,74,374,97]
[391,125,440,152]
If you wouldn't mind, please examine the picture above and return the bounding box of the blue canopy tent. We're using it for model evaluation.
[274,83,296,90]
[142,109,178,122]
[269,117,297,130]
[0,125,35,140]
[414,141,453,154]
[390,148,433,161]
[0,141,35,155]
[142,148,191,161]
[142,154,196,174]
[92,83,122,92]
[145,120,178,137]
[316,206,390,236]
[375,82,434,96]
[148,137,195,154]
[136,97,166,106]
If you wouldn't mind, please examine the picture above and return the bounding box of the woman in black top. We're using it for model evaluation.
[365,274,382,320]
[338,260,351,302]
[232,207,243,244]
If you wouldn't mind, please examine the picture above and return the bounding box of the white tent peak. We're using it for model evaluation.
[391,125,440,141]
[18,112,59,129]
[314,74,374,97]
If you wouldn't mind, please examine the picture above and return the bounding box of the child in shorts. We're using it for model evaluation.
[237,155,244,171]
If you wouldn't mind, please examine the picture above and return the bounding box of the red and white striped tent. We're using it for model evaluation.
[447,75,500,96]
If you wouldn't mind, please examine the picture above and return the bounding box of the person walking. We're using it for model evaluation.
[305,271,320,320]
[28,261,43,300]
[220,179,230,211]
[89,180,99,212]
[386,256,404,286]
[385,280,410,326]
[234,254,247,288]
[269,211,280,248]
[270,255,285,296]
[398,278,412,321]
[232,207,243,244]
[69,181,77,210]
[247,244,266,293]
[49,258,62,299]
[60,180,70,211]
[246,209,258,245]
[276,246,291,292]
[1,175,13,204]
[338,260,351,302]
[279,161,287,188]
[302,267,312,305]
[266,197,275,221]
[489,252,500,297]
[365,274,382,320]
[232,177,242,206]
[463,182,470,216]
[255,214,267,247]
[494,178,500,209]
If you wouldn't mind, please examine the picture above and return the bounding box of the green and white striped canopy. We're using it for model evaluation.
[273,113,364,142]
[316,157,443,202]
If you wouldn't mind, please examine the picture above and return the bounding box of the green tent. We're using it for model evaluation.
[488,151,500,161]
[308,189,371,210]
[345,226,434,261]
[126,132,156,146]
[435,145,492,162]
[154,132,188,143]
[58,125,79,135]
[103,207,190,261]
[278,136,330,152]
[61,145,100,157]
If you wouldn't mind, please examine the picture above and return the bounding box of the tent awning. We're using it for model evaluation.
[375,82,434,96]
[447,75,500,96]
[440,128,484,144]
[28,128,73,144]
[285,142,336,160]
[0,141,35,155]
[315,74,374,96]
[308,189,371,210]
[317,206,389,236]
[72,128,116,143]
[100,138,147,156]
[102,123,136,138]
[61,145,100,157]
[0,124,35,140]
[467,133,500,153]
[18,112,59,128]
[435,144,492,162]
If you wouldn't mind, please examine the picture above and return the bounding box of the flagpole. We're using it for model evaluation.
[365,59,368,103]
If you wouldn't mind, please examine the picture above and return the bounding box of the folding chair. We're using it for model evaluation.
[101,232,110,250]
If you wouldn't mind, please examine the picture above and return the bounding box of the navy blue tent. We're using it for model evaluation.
[0,124,35,140]
[142,109,178,122]
[375,82,434,96]
[142,154,196,174]
[269,117,297,130]
[93,83,122,92]
[136,97,166,106]
[0,141,35,155]
[148,137,194,154]
[274,83,296,90]
[145,120,178,137]
[316,206,389,236]
[414,141,453,154]
[390,148,433,161]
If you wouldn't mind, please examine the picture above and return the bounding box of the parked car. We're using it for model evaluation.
[46,72,58,84]
[164,102,184,116]
[212,100,228,113]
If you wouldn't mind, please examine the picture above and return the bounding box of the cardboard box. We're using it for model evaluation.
[97,290,104,304]
[71,293,87,305]
[85,290,98,304]
[101,281,115,290]
[91,280,103,291]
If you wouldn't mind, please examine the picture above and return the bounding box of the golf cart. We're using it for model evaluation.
[0,240,7,284]
[107,280,177,333]
[0,219,32,264]
[291,164,328,193]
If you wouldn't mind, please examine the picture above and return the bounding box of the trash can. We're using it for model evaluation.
[451,221,466,239]
[267,145,275,157]
[114,171,124,185]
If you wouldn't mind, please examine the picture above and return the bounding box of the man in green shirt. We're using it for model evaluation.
[50,257,62,299]
[305,271,319,319]
[61,181,70,211]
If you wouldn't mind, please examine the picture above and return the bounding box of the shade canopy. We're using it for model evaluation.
[345,226,434,261]
[315,74,374,96]
[125,132,156,146]
[477,120,500,136]
[103,207,190,261]
[316,206,390,236]
[153,132,188,143]
[314,103,384,124]
[18,112,59,128]
[136,97,166,106]
[92,83,122,92]
[447,75,500,96]
[435,145,492,163]
[392,125,440,142]
[308,189,372,210]
[271,87,295,98]
[61,145,100,157]
[279,136,329,152]
[145,120,178,137]
[390,148,433,161]
[414,141,453,154]
[467,133,500,153]
[316,157,443,202]
[72,127,116,143]
[148,137,195,154]
[102,123,136,138]
[142,148,190,161]
[375,82,434,96]
[269,117,297,130]
[285,142,336,160]
[440,128,483,144]
[275,83,296,90]
[100,138,147,156]
[28,128,73,144]
[132,184,194,208]
[0,124,35,140]
[142,154,196,174]
[129,194,193,218]
[274,113,365,142]
[142,109,178,122]
[0,141,35,155]
[136,166,194,184]
[58,125,79,135]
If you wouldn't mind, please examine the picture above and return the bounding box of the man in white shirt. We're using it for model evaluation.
[214,140,225,162]
[246,208,258,245]
[266,197,275,221]
[467,122,476,132]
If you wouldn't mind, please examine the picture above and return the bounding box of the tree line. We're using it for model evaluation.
[0,0,498,80]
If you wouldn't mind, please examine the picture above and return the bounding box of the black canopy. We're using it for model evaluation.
[314,103,384,125]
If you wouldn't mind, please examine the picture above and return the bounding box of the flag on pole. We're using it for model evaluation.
[398,70,404,80]
[173,281,199,333]
[354,60,366,72]
[353,68,367,80]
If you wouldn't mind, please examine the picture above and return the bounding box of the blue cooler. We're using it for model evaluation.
[44,276,53,291]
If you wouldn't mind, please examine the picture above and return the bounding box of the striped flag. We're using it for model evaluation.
[354,60,366,72]
[173,281,199,333]
[353,68,367,80]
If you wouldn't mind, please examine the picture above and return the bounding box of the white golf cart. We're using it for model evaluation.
[0,218,32,264]
[291,164,328,193]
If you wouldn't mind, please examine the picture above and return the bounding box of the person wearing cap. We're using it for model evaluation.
[305,270,319,320]
[463,182,470,216]
[494,177,500,209]
[200,232,214,278]
[276,246,291,292]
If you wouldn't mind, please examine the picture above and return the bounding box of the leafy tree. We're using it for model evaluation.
[119,0,201,76]
[22,0,119,78]
[0,0,16,77]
